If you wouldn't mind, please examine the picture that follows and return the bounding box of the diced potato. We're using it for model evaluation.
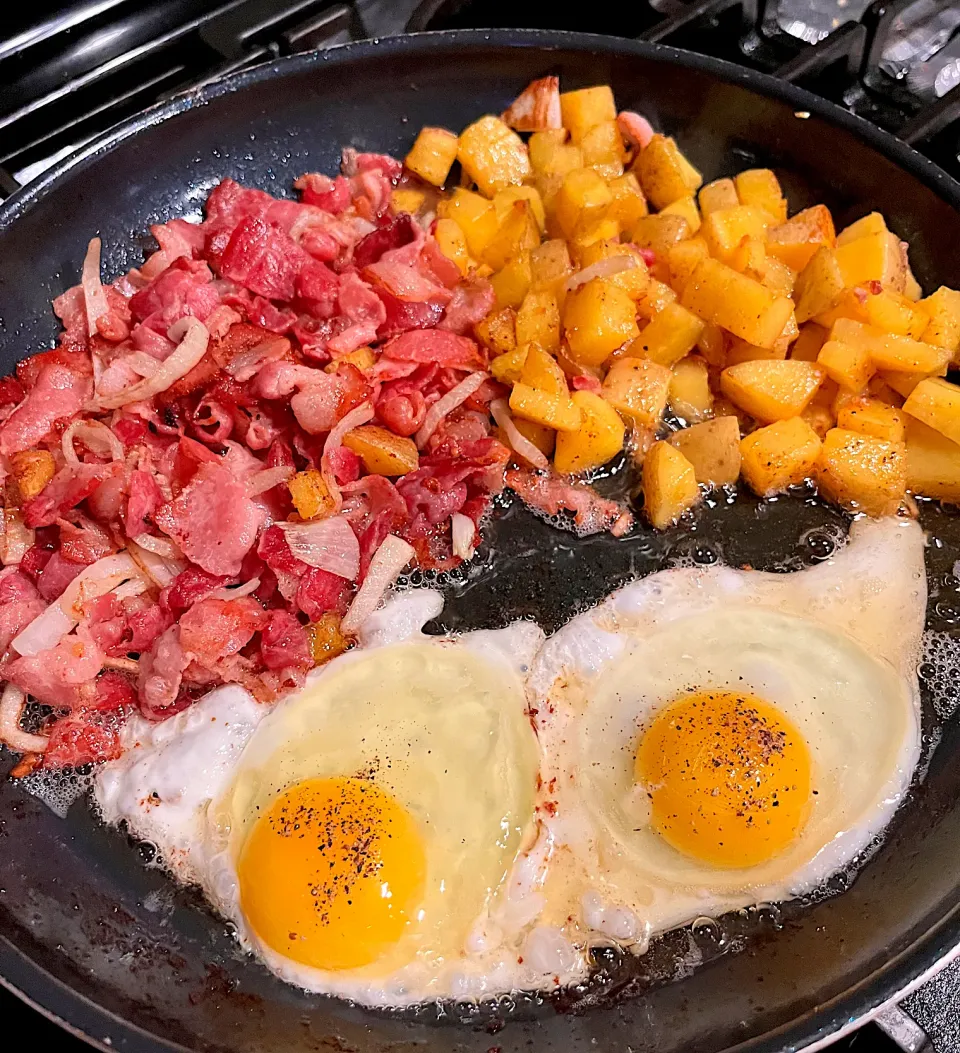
[667,237,710,291]
[391,187,426,215]
[434,217,468,275]
[837,397,906,443]
[490,345,528,385]
[634,134,703,211]
[661,195,701,234]
[867,373,905,406]
[696,322,727,367]
[680,258,795,349]
[343,425,419,477]
[10,449,55,501]
[580,120,625,180]
[570,217,621,260]
[483,201,540,271]
[791,323,829,362]
[830,318,951,374]
[404,126,459,186]
[702,205,771,263]
[642,441,701,528]
[836,212,887,246]
[905,417,960,501]
[437,188,498,257]
[516,290,561,350]
[475,307,517,354]
[606,172,649,229]
[288,469,335,520]
[794,247,845,324]
[636,279,678,322]
[520,343,566,395]
[735,168,787,223]
[563,279,640,367]
[629,302,705,368]
[309,613,351,665]
[560,86,617,143]
[740,417,822,497]
[554,391,626,473]
[730,239,796,297]
[529,129,568,172]
[577,241,650,300]
[514,417,556,458]
[834,230,905,293]
[880,370,928,399]
[510,382,581,432]
[902,376,960,445]
[602,358,672,429]
[491,251,532,309]
[669,355,714,423]
[816,427,906,516]
[669,415,741,487]
[817,339,875,392]
[553,167,613,238]
[765,205,836,273]
[530,239,573,295]
[457,115,531,197]
[720,359,825,423]
[699,178,738,215]
[920,287,960,354]
[815,288,927,339]
[494,185,547,231]
[629,214,691,267]
[724,336,787,366]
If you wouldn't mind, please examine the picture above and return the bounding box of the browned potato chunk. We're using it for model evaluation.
[343,425,419,476]
[634,134,702,210]
[720,360,825,423]
[642,441,701,528]
[902,376,960,445]
[837,398,906,443]
[602,358,672,429]
[740,417,822,497]
[10,449,56,501]
[668,356,714,423]
[816,428,906,516]
[669,416,741,487]
[905,417,960,501]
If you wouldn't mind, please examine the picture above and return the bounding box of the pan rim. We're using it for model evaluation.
[1,25,959,1053]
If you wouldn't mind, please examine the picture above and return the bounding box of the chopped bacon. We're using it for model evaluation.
[23,462,120,529]
[0,377,25,406]
[129,257,220,331]
[440,278,496,335]
[162,566,229,611]
[571,374,603,395]
[381,330,487,370]
[377,291,447,339]
[506,468,634,537]
[328,273,386,355]
[296,173,352,214]
[353,212,418,269]
[124,470,164,536]
[260,610,311,670]
[218,216,313,302]
[0,574,45,651]
[138,625,189,718]
[0,362,91,457]
[179,596,266,665]
[58,513,115,565]
[41,674,136,769]
[36,550,84,602]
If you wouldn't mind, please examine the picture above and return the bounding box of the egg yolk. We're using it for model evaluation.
[238,777,426,971]
[635,690,812,868]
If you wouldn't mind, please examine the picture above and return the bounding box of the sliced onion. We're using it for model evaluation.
[207,577,261,601]
[416,371,489,449]
[245,465,294,498]
[451,513,476,561]
[0,684,48,754]
[277,516,360,580]
[82,236,110,338]
[341,534,415,634]
[62,418,125,465]
[322,402,375,509]
[127,539,184,588]
[565,256,637,294]
[2,507,34,567]
[86,318,209,411]
[111,576,149,601]
[225,337,290,382]
[11,552,141,657]
[490,398,550,470]
[102,656,139,674]
[132,533,183,560]
[124,351,162,377]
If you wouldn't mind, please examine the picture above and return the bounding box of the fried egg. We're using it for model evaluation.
[95,592,591,1004]
[529,515,926,950]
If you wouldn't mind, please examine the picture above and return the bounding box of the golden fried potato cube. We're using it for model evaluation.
[475,307,517,354]
[553,167,613,238]
[765,205,836,273]
[642,441,701,529]
[905,417,960,501]
[516,289,561,350]
[580,120,625,180]
[563,279,641,367]
[629,214,691,270]
[559,85,617,143]
[457,115,531,197]
[830,318,952,374]
[817,340,875,393]
[702,205,772,263]
[391,187,426,215]
[491,251,533,310]
[287,469,336,520]
[634,134,703,211]
[680,257,795,349]
[309,613,352,664]
[669,415,741,487]
[10,449,55,501]
[483,201,541,271]
[794,246,845,324]
[818,288,929,339]
[837,398,906,443]
[606,172,648,229]
[720,359,825,423]
[554,391,626,474]
[509,382,581,432]
[724,336,788,366]
[514,417,556,458]
[520,343,567,396]
[699,177,738,215]
[343,425,419,477]
[735,168,788,224]
[836,212,887,246]
[667,237,710,291]
[740,417,822,497]
[437,188,499,257]
[834,230,906,292]
[570,217,621,261]
[434,217,468,275]
[902,376,960,445]
[668,355,714,423]
[630,302,705,368]
[920,287,960,354]
[730,240,797,298]
[404,126,459,186]
[490,345,528,385]
[494,185,547,231]
[660,195,701,234]
[528,129,567,172]
[577,241,650,301]
[816,428,906,516]
[696,321,727,367]
[637,278,678,322]
[879,370,928,399]
[530,239,574,295]
[790,323,829,362]
[602,358,672,429]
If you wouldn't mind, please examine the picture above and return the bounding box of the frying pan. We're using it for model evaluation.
[1,27,960,1053]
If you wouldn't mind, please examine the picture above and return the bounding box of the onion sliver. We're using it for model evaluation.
[245,465,294,497]
[321,402,375,509]
[207,577,261,601]
[0,684,48,754]
[415,371,489,448]
[277,516,360,581]
[341,534,414,633]
[81,236,110,338]
[62,418,124,465]
[490,398,550,470]
[565,255,636,294]
[451,513,476,561]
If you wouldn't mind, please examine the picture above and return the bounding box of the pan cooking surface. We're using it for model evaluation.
[1,29,960,1053]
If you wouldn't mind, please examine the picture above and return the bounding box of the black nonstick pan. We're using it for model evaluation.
[2,28,960,1053]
